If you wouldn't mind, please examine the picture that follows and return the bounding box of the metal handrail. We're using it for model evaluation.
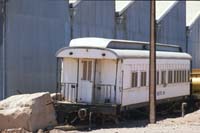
[57,82,117,104]
[94,84,116,104]
[60,82,78,102]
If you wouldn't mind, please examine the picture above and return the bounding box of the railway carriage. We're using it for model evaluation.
[55,37,191,121]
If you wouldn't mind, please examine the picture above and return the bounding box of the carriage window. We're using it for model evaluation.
[181,70,184,82]
[168,71,173,84]
[174,70,179,83]
[161,71,166,85]
[176,71,179,83]
[82,61,87,80]
[141,72,147,87]
[132,72,138,88]
[156,71,160,85]
[88,61,92,81]
[82,61,92,81]
[181,71,183,82]
[177,71,180,83]
[174,70,176,83]
[180,71,183,82]
[187,70,190,82]
[180,71,182,82]
[184,70,187,82]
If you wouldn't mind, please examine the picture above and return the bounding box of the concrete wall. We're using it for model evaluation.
[188,16,200,68]
[4,0,70,97]
[156,1,186,52]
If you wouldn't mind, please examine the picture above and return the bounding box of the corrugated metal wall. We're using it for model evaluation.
[188,16,200,68]
[72,1,115,39]
[4,0,70,97]
[156,1,186,52]
[0,0,193,99]
[116,1,150,41]
[1,0,115,98]
[0,3,3,99]
[116,1,186,52]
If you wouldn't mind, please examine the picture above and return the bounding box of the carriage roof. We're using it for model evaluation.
[68,37,181,50]
[56,38,191,60]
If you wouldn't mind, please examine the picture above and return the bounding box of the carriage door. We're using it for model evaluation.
[79,59,94,103]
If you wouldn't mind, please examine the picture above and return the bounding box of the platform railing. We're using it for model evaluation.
[60,82,78,102]
[94,84,116,104]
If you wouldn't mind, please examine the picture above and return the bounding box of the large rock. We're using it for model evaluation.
[50,93,64,101]
[1,128,30,133]
[0,92,57,132]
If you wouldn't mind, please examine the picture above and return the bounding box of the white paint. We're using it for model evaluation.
[57,47,191,60]
[100,60,116,84]
[62,58,77,83]
[94,60,118,103]
[78,59,94,103]
[58,38,191,107]
[66,37,163,49]
[112,49,191,60]
[57,48,117,59]
[122,58,190,106]
[62,58,78,102]
[69,37,111,48]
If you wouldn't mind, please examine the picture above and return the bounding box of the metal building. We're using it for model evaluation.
[0,0,70,99]
[0,2,4,99]
[70,0,115,39]
[156,1,186,52]
[115,1,150,41]
[187,1,200,69]
[115,1,186,51]
[0,0,194,99]
[0,0,116,99]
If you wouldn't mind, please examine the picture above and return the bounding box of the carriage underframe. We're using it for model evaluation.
[54,101,121,125]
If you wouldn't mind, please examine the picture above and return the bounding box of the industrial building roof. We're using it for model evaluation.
[156,1,177,21]
[115,0,134,14]
[186,1,200,27]
[115,0,178,21]
[69,0,77,4]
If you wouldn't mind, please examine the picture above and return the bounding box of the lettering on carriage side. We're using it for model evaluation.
[156,91,165,96]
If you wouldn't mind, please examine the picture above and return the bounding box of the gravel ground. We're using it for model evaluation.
[51,110,200,133]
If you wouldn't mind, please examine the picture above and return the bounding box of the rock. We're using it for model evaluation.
[0,128,30,133]
[51,93,64,101]
[0,92,57,132]
[37,129,44,133]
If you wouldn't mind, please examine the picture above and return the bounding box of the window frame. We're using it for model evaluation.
[141,71,147,87]
[82,60,92,81]
[131,72,138,88]
[168,70,173,84]
[161,70,167,86]
[156,71,160,85]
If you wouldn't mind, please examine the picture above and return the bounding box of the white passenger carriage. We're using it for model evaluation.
[56,37,191,115]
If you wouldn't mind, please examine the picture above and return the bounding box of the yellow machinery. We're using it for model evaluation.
[191,69,200,97]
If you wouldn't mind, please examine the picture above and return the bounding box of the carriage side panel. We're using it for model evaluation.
[121,58,190,106]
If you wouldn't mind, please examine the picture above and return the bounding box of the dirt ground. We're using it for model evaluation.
[51,109,200,133]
